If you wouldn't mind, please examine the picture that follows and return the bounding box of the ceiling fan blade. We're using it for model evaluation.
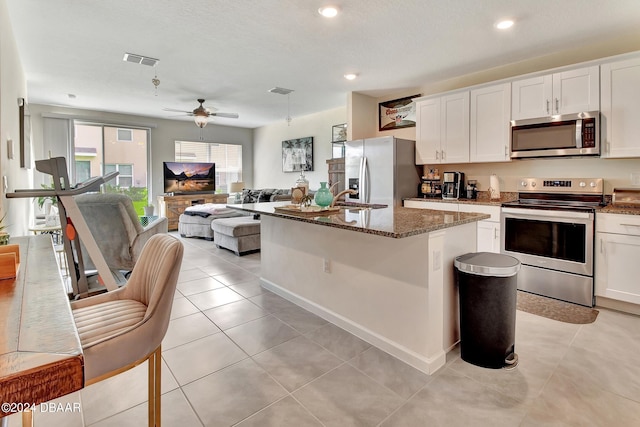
[210,112,239,119]
[162,107,191,113]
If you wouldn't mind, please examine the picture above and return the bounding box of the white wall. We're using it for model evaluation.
[25,104,253,216]
[0,0,32,237]
[253,106,346,191]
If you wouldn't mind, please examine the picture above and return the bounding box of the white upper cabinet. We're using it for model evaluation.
[601,57,640,158]
[511,66,599,120]
[470,83,511,163]
[415,92,469,164]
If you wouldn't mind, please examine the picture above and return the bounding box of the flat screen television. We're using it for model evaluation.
[163,162,215,194]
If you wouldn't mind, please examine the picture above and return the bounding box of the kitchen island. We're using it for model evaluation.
[229,202,489,374]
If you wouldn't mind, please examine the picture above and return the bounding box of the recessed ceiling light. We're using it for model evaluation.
[495,19,514,30]
[318,6,339,18]
[344,73,358,80]
[68,94,76,99]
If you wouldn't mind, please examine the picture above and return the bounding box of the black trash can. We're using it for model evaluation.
[454,252,520,369]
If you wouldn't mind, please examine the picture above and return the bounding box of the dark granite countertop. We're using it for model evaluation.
[228,202,490,239]
[597,204,640,215]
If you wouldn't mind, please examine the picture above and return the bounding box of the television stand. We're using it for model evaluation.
[158,193,229,231]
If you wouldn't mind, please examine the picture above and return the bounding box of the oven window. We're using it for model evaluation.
[504,218,586,263]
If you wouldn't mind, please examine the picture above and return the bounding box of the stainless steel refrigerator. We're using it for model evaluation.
[344,136,420,207]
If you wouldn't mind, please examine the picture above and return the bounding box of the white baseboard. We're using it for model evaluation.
[260,278,446,375]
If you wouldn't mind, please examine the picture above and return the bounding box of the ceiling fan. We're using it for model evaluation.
[163,99,239,128]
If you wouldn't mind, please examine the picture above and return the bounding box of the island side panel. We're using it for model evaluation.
[259,215,476,374]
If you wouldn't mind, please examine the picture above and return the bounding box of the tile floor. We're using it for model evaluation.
[8,232,640,426]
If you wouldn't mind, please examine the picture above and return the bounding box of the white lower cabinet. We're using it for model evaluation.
[457,204,501,253]
[404,200,501,253]
[595,213,640,305]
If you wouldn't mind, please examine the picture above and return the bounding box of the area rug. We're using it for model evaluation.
[516,291,599,324]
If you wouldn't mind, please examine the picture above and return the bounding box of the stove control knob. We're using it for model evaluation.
[531,182,536,187]
[579,181,586,187]
[520,181,527,187]
[590,181,597,188]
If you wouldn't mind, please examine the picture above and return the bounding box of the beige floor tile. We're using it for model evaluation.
[253,335,343,392]
[202,299,268,330]
[235,396,323,427]
[271,304,328,334]
[87,388,201,427]
[225,315,300,355]
[186,286,244,311]
[169,296,200,320]
[182,358,287,426]
[380,368,527,427]
[162,312,220,350]
[228,279,265,298]
[293,363,405,427]
[176,267,210,284]
[306,323,371,361]
[162,333,247,385]
[350,346,432,399]
[522,370,640,426]
[248,291,300,313]
[81,359,178,425]
[29,391,84,427]
[176,276,225,296]
[212,269,259,286]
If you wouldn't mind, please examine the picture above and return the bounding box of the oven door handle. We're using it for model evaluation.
[501,207,593,220]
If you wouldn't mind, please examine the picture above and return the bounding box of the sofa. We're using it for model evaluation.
[178,188,296,240]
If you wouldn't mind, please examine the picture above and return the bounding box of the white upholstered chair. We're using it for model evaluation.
[70,234,184,427]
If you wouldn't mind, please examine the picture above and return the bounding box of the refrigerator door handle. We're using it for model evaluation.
[362,156,369,203]
[358,157,365,203]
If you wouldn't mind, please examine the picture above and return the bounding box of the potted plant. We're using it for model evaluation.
[143,204,155,217]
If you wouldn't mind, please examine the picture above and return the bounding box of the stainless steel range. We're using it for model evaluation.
[501,178,605,307]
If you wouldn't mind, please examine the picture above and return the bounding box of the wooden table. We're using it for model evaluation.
[0,236,83,423]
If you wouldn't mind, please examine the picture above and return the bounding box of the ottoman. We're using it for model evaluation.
[211,217,261,255]
[178,211,244,240]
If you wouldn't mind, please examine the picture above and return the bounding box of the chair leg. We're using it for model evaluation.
[148,346,162,427]
[21,410,33,427]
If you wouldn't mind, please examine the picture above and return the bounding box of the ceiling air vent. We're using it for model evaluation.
[268,87,294,95]
[123,53,159,67]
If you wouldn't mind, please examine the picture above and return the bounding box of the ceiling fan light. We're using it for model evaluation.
[318,6,339,18]
[194,114,208,128]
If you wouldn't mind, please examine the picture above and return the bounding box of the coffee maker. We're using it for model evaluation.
[442,172,464,200]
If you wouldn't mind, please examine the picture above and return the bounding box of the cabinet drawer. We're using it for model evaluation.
[457,203,501,222]
[596,213,640,236]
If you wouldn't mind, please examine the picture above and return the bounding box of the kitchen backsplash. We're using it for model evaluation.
[422,157,640,195]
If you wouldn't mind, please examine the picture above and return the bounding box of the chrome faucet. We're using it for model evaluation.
[330,189,357,207]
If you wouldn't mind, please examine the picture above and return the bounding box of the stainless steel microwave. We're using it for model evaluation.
[510,111,599,159]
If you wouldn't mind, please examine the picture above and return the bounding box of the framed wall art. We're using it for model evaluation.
[378,94,420,131]
[331,123,347,143]
[282,137,313,172]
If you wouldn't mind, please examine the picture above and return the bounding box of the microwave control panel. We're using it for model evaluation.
[582,118,596,148]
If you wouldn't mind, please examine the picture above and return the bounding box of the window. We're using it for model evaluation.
[105,163,134,188]
[175,141,242,193]
[75,160,91,183]
[116,128,133,142]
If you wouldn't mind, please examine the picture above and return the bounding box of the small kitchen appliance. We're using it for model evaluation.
[442,172,464,200]
[466,180,478,199]
[418,177,442,198]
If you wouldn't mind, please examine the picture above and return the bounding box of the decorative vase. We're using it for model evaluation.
[314,182,334,208]
[143,205,155,216]
[295,171,309,193]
